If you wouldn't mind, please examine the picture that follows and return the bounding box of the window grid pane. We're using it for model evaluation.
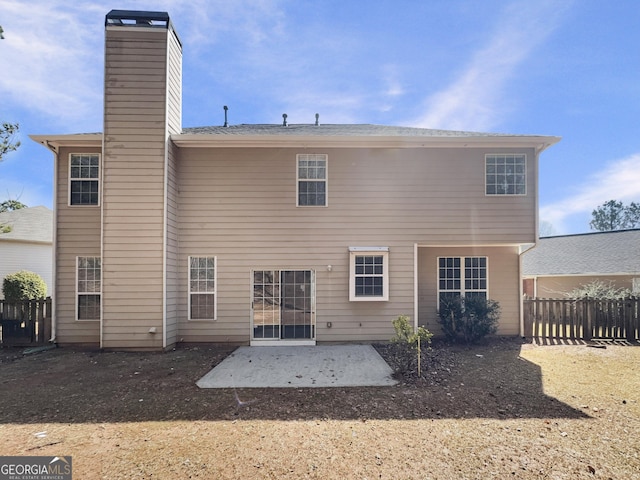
[78,294,100,320]
[438,257,461,293]
[78,257,101,293]
[190,293,216,320]
[485,154,526,195]
[189,257,216,293]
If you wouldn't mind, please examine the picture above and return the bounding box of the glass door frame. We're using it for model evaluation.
[250,269,316,346]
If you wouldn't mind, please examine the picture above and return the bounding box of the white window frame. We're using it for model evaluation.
[188,256,217,321]
[437,256,488,310]
[69,153,101,206]
[76,256,101,321]
[485,154,526,196]
[296,154,328,207]
[349,247,389,301]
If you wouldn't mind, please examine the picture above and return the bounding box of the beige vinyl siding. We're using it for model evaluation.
[175,147,535,342]
[534,275,636,298]
[101,26,179,349]
[55,147,101,345]
[418,246,521,336]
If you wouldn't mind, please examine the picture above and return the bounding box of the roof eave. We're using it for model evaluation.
[30,134,103,151]
[0,237,53,245]
[171,133,561,150]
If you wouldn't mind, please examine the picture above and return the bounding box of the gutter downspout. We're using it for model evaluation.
[413,243,419,331]
[44,141,59,344]
[518,142,546,337]
[518,243,537,337]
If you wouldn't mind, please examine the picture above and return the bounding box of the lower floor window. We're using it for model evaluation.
[77,256,101,320]
[438,256,487,309]
[349,247,389,301]
[189,256,217,320]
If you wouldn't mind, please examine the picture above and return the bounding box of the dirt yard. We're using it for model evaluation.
[0,339,638,479]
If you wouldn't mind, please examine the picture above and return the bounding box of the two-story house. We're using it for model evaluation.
[31,10,559,350]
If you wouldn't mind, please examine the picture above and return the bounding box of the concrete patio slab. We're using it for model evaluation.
[196,345,397,388]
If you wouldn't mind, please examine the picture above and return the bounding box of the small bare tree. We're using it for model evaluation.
[566,280,631,300]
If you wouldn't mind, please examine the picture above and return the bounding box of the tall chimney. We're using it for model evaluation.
[101,10,182,349]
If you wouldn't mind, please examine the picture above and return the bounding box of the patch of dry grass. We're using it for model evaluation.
[0,340,638,479]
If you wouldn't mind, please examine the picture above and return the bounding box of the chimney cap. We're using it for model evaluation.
[106,10,171,27]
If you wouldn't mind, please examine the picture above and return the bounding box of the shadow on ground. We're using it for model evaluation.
[0,340,589,424]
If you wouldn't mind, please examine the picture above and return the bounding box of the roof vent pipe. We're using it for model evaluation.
[223,105,228,127]
[315,113,319,126]
[282,113,288,126]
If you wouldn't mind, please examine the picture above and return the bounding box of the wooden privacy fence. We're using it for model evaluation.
[0,297,52,346]
[524,297,640,342]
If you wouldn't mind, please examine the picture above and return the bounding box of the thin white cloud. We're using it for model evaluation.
[0,0,285,131]
[0,1,104,130]
[540,153,640,232]
[411,1,572,131]
[158,0,286,49]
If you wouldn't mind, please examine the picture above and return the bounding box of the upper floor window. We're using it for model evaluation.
[485,154,526,195]
[189,256,217,320]
[349,247,389,301]
[70,154,100,205]
[297,154,327,206]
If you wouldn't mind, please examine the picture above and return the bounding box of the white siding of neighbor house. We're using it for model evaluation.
[0,242,52,300]
[174,147,536,343]
[55,146,102,345]
[100,26,181,349]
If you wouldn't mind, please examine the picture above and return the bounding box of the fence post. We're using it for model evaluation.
[626,298,636,342]
[584,299,592,341]
[34,299,43,343]
[523,300,532,339]
[29,300,37,342]
[44,297,52,343]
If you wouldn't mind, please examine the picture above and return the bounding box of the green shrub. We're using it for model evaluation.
[438,296,500,344]
[2,270,47,303]
[388,315,433,376]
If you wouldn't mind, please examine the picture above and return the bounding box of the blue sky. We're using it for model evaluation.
[1,0,639,235]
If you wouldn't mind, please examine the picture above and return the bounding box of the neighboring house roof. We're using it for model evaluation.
[522,229,640,276]
[0,206,53,244]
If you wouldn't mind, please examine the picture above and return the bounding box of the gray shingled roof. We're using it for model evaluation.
[182,123,532,137]
[0,206,53,244]
[522,229,640,276]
